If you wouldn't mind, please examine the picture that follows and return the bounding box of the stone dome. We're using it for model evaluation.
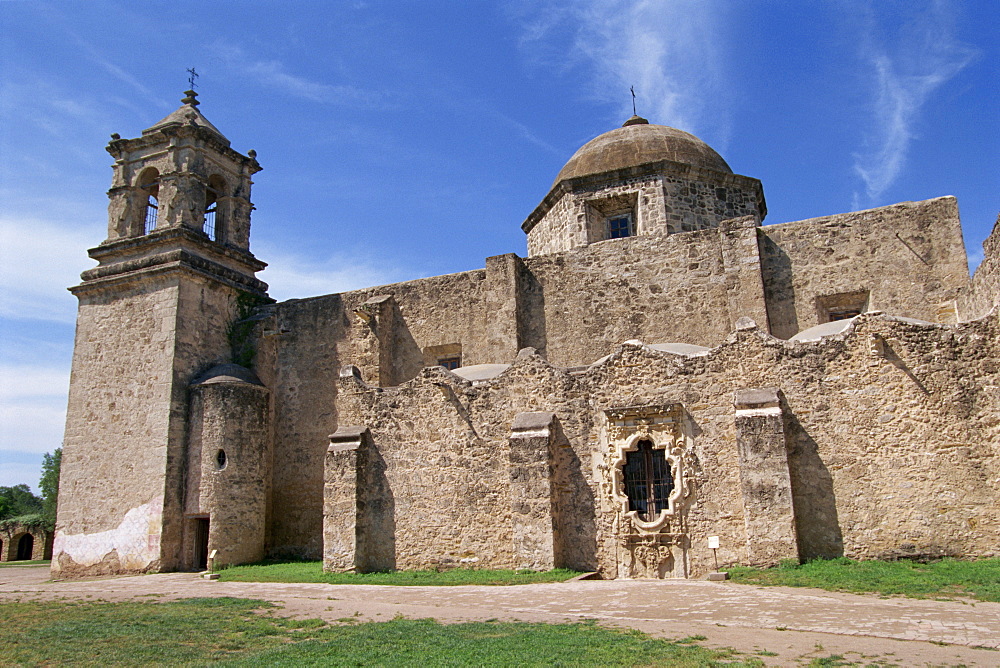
[553,116,731,186]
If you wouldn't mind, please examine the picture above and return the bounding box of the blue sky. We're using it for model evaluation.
[1,0,997,490]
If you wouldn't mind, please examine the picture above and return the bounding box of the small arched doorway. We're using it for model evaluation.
[16,533,34,561]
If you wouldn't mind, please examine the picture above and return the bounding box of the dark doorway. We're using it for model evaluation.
[193,518,210,570]
[16,534,34,561]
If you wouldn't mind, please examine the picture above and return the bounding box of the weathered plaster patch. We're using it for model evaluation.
[53,497,163,570]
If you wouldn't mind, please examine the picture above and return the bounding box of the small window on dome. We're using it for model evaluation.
[586,193,638,243]
[607,212,634,239]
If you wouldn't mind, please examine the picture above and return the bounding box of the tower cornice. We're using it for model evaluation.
[107,125,261,174]
[74,226,268,296]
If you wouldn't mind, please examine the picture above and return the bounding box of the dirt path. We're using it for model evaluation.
[2,565,999,666]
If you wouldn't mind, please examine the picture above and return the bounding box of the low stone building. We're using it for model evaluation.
[53,92,999,578]
[0,523,53,562]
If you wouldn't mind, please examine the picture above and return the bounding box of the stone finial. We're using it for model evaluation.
[181,89,200,107]
[733,387,781,411]
[110,133,121,140]
[248,149,257,158]
[622,114,649,127]
[327,425,369,452]
[511,411,555,434]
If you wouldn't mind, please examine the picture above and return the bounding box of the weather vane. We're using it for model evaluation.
[187,67,199,90]
[630,86,636,115]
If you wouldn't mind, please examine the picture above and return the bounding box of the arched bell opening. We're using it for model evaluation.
[203,174,227,242]
[135,167,160,236]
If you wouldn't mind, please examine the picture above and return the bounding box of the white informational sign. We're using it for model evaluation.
[707,536,720,549]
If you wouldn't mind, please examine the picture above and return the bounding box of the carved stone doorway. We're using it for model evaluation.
[604,404,693,579]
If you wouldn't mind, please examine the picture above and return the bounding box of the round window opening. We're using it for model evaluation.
[216,449,227,470]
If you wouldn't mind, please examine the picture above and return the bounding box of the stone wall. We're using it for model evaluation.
[269,198,976,560]
[55,267,249,576]
[264,269,491,557]
[760,198,970,339]
[55,279,181,576]
[330,355,597,572]
[522,228,751,366]
[957,214,1000,322]
[324,312,999,578]
[267,225,770,557]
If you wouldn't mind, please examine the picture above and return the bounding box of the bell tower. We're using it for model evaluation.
[102,89,260,250]
[53,90,269,576]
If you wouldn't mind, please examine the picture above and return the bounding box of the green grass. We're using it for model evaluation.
[217,560,585,586]
[0,597,763,667]
[0,559,49,568]
[728,557,1000,602]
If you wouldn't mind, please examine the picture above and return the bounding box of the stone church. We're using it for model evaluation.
[53,91,999,579]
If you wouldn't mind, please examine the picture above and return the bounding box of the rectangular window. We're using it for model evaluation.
[623,439,673,522]
[424,343,462,369]
[607,213,634,239]
[437,355,461,371]
[816,290,869,324]
[828,307,862,321]
[203,206,216,241]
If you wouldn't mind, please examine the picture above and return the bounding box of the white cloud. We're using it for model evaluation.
[511,0,730,138]
[488,110,564,158]
[256,244,414,302]
[211,43,388,108]
[60,28,164,111]
[0,366,70,403]
[851,0,976,204]
[0,365,69,456]
[0,217,98,324]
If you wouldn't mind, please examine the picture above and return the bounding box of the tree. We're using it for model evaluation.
[0,484,43,520]
[40,448,62,525]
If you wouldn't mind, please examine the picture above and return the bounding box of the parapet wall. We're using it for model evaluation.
[326,312,1000,577]
[522,227,752,366]
[760,197,970,339]
[262,269,491,556]
[958,214,1000,322]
